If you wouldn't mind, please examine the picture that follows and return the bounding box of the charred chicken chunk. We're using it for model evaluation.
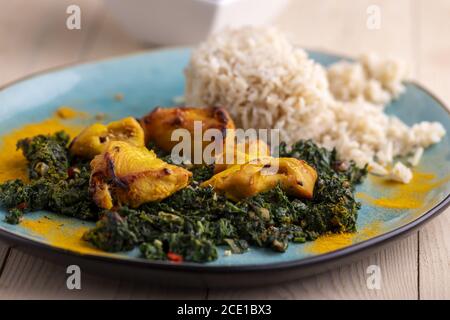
[201,157,317,201]
[89,141,191,209]
[140,106,235,156]
[214,139,271,173]
[70,117,145,159]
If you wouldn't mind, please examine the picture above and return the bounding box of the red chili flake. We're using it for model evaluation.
[16,202,28,210]
[67,167,75,179]
[67,167,80,179]
[167,252,183,262]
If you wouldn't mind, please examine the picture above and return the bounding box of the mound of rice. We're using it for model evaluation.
[185,27,446,182]
[327,53,408,105]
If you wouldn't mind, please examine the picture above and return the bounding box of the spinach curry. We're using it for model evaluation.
[0,129,366,262]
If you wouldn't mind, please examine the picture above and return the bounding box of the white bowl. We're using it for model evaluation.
[105,0,290,45]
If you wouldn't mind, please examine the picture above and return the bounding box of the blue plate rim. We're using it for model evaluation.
[0,47,449,273]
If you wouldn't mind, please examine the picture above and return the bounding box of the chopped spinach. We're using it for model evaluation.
[17,131,70,180]
[0,132,367,263]
[0,132,96,223]
[0,164,97,223]
[85,141,366,262]
[82,211,138,252]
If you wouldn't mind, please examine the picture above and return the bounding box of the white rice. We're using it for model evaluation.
[408,147,424,167]
[389,162,413,184]
[185,26,446,182]
[327,53,409,106]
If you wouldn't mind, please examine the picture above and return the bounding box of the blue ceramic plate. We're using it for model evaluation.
[0,48,449,286]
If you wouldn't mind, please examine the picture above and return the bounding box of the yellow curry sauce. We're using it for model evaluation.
[306,170,450,255]
[357,170,450,210]
[21,216,104,255]
[0,107,102,254]
[305,221,383,254]
[0,107,446,257]
[307,169,449,255]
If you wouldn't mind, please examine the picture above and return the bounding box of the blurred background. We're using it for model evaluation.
[0,0,449,299]
[1,0,449,105]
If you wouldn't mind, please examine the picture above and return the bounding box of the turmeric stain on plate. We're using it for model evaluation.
[21,217,104,255]
[356,170,449,210]
[54,106,87,120]
[0,112,84,183]
[305,233,354,254]
[1,108,107,256]
[353,220,383,241]
[305,221,383,254]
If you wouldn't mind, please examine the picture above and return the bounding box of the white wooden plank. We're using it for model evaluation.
[209,234,418,299]
[419,214,450,299]
[414,0,450,300]
[0,241,10,272]
[0,249,205,299]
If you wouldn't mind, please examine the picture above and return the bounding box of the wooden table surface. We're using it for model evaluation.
[0,0,449,299]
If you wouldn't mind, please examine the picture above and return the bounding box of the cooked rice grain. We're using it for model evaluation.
[185,27,446,171]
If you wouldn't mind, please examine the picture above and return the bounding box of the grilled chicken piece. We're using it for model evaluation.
[140,106,235,159]
[214,139,271,173]
[201,157,317,201]
[70,117,145,159]
[90,141,191,209]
